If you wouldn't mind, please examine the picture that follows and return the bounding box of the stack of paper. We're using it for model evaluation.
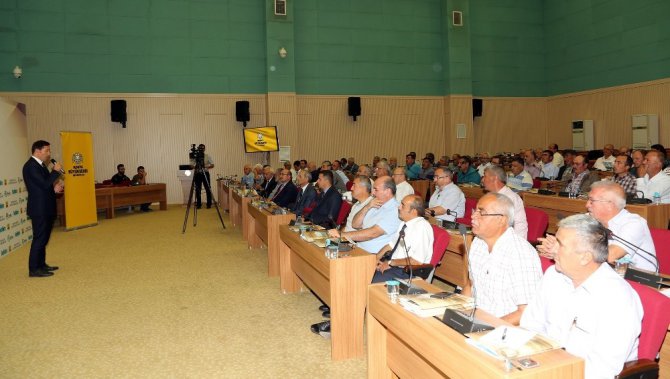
[399,293,474,318]
[466,326,561,360]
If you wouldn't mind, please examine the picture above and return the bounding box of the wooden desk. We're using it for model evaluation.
[523,193,670,233]
[56,183,167,224]
[230,190,254,240]
[217,180,231,211]
[246,204,295,277]
[278,225,376,360]
[459,185,486,200]
[367,282,584,378]
[409,180,432,200]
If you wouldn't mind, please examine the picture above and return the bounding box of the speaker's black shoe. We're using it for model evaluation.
[318,305,330,312]
[29,269,54,277]
[43,264,59,271]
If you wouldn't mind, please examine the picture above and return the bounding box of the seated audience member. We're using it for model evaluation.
[330,176,401,254]
[339,157,349,172]
[455,156,481,184]
[476,152,491,176]
[418,158,434,179]
[131,166,152,212]
[557,150,576,180]
[619,146,630,156]
[341,175,373,231]
[299,159,307,170]
[347,157,358,174]
[540,181,656,271]
[424,152,435,165]
[593,144,616,171]
[371,156,381,168]
[548,143,564,167]
[388,156,398,170]
[462,193,542,325]
[650,144,670,169]
[539,150,559,179]
[241,164,255,188]
[490,155,502,166]
[292,170,316,217]
[392,168,415,203]
[506,157,533,192]
[307,170,342,227]
[308,161,319,183]
[630,149,646,178]
[258,166,277,197]
[404,154,421,180]
[521,214,642,379]
[284,160,296,182]
[331,160,349,186]
[481,165,528,239]
[321,161,346,192]
[448,154,461,172]
[253,164,264,187]
[611,154,637,196]
[561,155,600,195]
[426,167,465,222]
[375,161,391,178]
[437,155,449,168]
[637,150,670,202]
[268,169,297,208]
[523,149,541,179]
[111,164,130,185]
[371,194,433,282]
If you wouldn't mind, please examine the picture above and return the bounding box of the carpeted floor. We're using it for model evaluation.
[0,206,366,378]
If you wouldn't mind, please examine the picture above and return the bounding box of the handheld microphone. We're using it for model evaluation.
[50,159,65,174]
[604,227,658,272]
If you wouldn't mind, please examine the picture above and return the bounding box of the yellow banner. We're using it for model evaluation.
[243,126,279,153]
[61,132,97,230]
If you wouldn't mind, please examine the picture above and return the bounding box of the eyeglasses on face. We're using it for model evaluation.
[586,197,611,204]
[471,208,504,217]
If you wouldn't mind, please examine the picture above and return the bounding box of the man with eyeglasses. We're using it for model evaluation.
[392,168,415,203]
[481,165,528,239]
[560,155,599,195]
[463,193,541,325]
[267,169,298,208]
[455,156,481,185]
[539,150,560,180]
[425,167,465,222]
[539,181,655,272]
[522,214,642,379]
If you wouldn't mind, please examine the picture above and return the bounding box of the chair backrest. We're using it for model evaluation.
[345,181,353,191]
[532,178,542,189]
[525,207,549,244]
[539,256,554,273]
[626,280,670,360]
[456,198,478,226]
[336,201,352,226]
[649,228,670,275]
[430,225,451,267]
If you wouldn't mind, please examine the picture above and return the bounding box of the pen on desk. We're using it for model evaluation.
[502,327,507,341]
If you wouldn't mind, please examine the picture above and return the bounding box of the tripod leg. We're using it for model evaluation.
[201,171,226,229]
[182,175,198,233]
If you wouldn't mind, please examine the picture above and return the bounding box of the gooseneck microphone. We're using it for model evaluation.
[50,159,65,174]
[605,227,658,273]
[459,223,478,320]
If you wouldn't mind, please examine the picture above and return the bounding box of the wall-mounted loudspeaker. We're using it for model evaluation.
[348,97,361,121]
[472,98,483,118]
[236,101,250,127]
[111,100,127,128]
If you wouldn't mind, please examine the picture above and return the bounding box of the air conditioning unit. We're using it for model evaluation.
[631,114,659,149]
[274,0,287,16]
[572,120,594,151]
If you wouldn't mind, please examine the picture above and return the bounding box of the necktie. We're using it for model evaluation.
[271,183,284,200]
[381,224,407,262]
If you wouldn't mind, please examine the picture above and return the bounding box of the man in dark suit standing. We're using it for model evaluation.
[292,169,316,217]
[307,170,342,227]
[269,168,298,208]
[23,140,63,278]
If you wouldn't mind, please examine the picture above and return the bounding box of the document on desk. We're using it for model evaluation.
[466,327,561,359]
[399,293,474,317]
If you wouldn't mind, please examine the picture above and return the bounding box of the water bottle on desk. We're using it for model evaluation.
[653,192,661,205]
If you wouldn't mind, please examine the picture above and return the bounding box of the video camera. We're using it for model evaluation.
[189,144,205,166]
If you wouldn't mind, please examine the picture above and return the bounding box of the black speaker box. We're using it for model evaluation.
[111,100,127,128]
[472,98,483,118]
[348,97,361,121]
[236,101,250,126]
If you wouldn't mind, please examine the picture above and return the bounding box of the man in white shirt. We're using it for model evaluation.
[593,144,616,171]
[392,167,415,203]
[341,175,373,232]
[481,165,528,239]
[463,193,542,325]
[477,152,492,177]
[539,150,560,179]
[331,160,349,186]
[372,194,434,282]
[425,167,465,222]
[637,150,670,203]
[549,143,564,168]
[521,214,642,379]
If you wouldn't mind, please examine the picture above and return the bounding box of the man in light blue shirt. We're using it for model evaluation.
[331,176,401,254]
[404,154,421,180]
[241,164,255,188]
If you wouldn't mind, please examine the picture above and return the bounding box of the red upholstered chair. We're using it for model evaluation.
[525,206,549,245]
[403,225,451,283]
[617,280,670,378]
[345,181,353,191]
[336,201,352,226]
[532,178,542,189]
[456,198,478,226]
[649,228,670,275]
[539,256,554,273]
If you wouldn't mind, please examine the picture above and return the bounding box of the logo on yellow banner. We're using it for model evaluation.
[68,151,89,177]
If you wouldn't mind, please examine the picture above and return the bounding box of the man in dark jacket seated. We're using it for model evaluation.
[307,170,342,228]
[268,168,297,208]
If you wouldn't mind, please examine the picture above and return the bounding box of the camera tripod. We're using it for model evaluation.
[182,161,226,233]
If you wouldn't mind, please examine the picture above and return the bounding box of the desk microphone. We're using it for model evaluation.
[459,223,478,320]
[604,228,658,273]
[605,227,663,288]
[50,159,65,174]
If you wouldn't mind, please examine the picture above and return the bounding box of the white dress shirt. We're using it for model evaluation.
[540,162,559,179]
[387,216,434,264]
[468,228,542,317]
[344,196,372,232]
[553,152,564,168]
[498,185,528,240]
[607,209,656,271]
[395,180,415,203]
[521,264,642,379]
[428,182,465,221]
[636,172,670,203]
[593,155,616,171]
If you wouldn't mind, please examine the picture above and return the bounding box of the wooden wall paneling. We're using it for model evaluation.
[445,95,475,156]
